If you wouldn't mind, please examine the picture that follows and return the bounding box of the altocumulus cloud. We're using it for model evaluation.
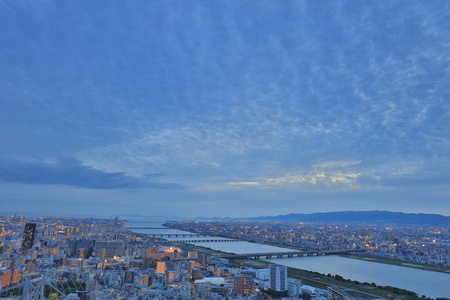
[0,157,183,189]
[228,170,360,189]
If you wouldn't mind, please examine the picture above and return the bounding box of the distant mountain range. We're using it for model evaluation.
[244,211,450,225]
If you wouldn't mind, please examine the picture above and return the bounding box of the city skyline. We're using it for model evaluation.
[1,1,449,217]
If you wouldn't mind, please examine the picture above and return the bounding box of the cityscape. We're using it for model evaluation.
[168,220,449,268]
[0,215,449,299]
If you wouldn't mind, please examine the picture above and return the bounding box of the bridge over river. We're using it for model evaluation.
[127,227,207,238]
[216,249,366,259]
[170,238,241,243]
[140,233,206,238]
[128,227,175,229]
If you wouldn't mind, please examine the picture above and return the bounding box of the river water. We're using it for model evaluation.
[265,256,450,298]
[127,220,450,298]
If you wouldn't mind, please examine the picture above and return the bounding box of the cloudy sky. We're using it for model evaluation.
[1,1,449,217]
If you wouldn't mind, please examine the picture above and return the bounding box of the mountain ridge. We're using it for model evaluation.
[242,210,450,225]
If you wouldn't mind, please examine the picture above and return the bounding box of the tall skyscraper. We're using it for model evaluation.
[269,264,287,292]
[20,223,36,255]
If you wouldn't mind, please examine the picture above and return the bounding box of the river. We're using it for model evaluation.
[127,220,450,298]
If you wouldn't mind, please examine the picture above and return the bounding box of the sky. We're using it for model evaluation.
[1,1,449,218]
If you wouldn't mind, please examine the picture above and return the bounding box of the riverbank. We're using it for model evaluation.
[232,257,438,300]
[342,254,450,274]
[170,241,435,300]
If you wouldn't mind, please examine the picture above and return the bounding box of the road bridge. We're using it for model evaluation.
[142,233,204,238]
[170,239,240,243]
[216,249,366,259]
[128,227,173,229]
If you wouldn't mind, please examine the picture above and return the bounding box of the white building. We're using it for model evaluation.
[269,264,287,291]
[287,278,302,296]
[255,268,269,280]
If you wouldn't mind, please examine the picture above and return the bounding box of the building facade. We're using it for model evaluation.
[233,274,255,295]
[269,264,287,292]
[20,223,36,255]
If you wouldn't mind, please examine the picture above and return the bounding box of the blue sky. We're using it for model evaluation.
[1,1,449,217]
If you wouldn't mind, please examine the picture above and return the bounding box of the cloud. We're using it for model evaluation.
[229,181,261,186]
[313,160,362,169]
[229,170,360,189]
[0,1,449,216]
[226,160,450,191]
[77,97,355,175]
[362,172,450,187]
[0,157,183,190]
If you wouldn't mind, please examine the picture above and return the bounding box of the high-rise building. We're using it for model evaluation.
[95,240,124,258]
[20,223,36,255]
[0,269,22,288]
[70,238,92,257]
[142,275,150,286]
[269,264,287,292]
[168,271,176,280]
[233,274,255,295]
[192,267,202,280]
[86,279,98,292]
[197,254,208,265]
[124,271,136,284]
[156,261,166,274]
[189,261,201,272]
[145,246,158,258]
[287,278,302,296]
